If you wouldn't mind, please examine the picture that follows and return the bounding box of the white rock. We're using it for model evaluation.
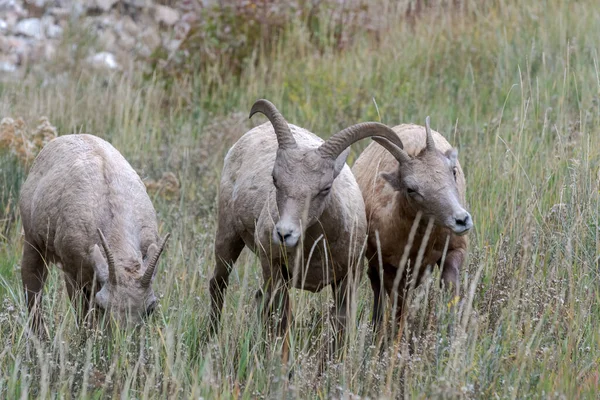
[154,5,179,27]
[0,19,7,32]
[0,53,19,72]
[14,18,43,39]
[86,51,119,70]
[46,23,62,38]
[0,61,18,72]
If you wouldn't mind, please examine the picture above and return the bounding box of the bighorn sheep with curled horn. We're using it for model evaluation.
[210,99,404,359]
[19,134,170,335]
[352,117,473,329]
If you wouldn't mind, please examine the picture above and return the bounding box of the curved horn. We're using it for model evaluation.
[249,99,296,149]
[372,137,411,164]
[141,233,170,288]
[97,228,117,287]
[425,116,436,152]
[317,122,400,159]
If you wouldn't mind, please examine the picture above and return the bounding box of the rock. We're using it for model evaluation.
[91,0,118,13]
[139,26,161,53]
[154,5,179,27]
[0,54,19,72]
[45,23,62,38]
[117,31,135,51]
[0,61,17,73]
[24,0,46,17]
[0,19,7,32]
[86,51,119,70]
[0,35,31,55]
[41,15,62,38]
[14,18,43,39]
[120,15,139,36]
[98,28,117,50]
[2,12,19,30]
[47,7,71,21]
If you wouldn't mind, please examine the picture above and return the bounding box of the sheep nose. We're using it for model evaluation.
[276,227,293,243]
[454,211,473,230]
[274,224,299,247]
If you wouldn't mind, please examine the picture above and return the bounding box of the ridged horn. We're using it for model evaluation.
[372,137,411,164]
[97,228,117,287]
[141,233,170,288]
[425,116,436,152]
[317,122,400,159]
[249,99,296,149]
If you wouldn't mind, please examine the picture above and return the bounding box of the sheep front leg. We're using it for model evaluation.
[367,259,385,331]
[330,277,355,359]
[21,243,48,337]
[440,248,465,297]
[257,266,292,365]
[209,230,245,335]
[64,276,94,328]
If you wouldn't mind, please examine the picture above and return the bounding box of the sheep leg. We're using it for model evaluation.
[257,268,292,365]
[209,231,245,335]
[383,265,408,340]
[64,276,94,328]
[21,243,48,337]
[330,277,354,359]
[440,248,464,297]
[367,260,386,330]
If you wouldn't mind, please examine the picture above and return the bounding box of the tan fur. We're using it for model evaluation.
[210,121,368,351]
[19,134,166,334]
[352,123,471,326]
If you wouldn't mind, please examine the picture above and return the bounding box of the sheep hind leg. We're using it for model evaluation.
[21,243,48,338]
[209,232,245,335]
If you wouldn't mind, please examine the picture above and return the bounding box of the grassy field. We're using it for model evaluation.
[1,0,599,398]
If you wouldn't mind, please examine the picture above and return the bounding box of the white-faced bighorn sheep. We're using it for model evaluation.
[19,134,170,335]
[209,99,403,359]
[352,117,472,328]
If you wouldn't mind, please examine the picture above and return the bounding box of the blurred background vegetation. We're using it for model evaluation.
[0,0,599,398]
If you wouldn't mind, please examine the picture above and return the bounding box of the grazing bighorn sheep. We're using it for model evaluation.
[210,99,403,357]
[19,134,169,335]
[352,117,472,328]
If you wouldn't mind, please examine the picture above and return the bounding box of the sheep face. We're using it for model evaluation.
[91,242,161,325]
[271,146,349,247]
[381,148,472,235]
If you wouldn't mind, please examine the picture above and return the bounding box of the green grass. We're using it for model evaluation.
[1,0,599,397]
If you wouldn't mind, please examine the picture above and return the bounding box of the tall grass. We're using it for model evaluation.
[0,0,599,397]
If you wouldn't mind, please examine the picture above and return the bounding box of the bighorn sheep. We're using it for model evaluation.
[352,117,472,328]
[19,134,169,335]
[209,99,403,358]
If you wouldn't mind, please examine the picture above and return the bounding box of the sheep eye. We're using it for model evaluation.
[319,186,332,196]
[452,167,458,180]
[406,187,418,196]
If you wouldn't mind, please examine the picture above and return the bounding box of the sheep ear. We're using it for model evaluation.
[333,147,351,178]
[380,171,401,190]
[91,244,109,285]
[445,148,458,167]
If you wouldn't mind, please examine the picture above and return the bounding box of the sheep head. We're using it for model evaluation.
[92,229,170,325]
[373,117,473,235]
[249,99,403,248]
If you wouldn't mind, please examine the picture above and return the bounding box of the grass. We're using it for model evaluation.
[0,0,599,397]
